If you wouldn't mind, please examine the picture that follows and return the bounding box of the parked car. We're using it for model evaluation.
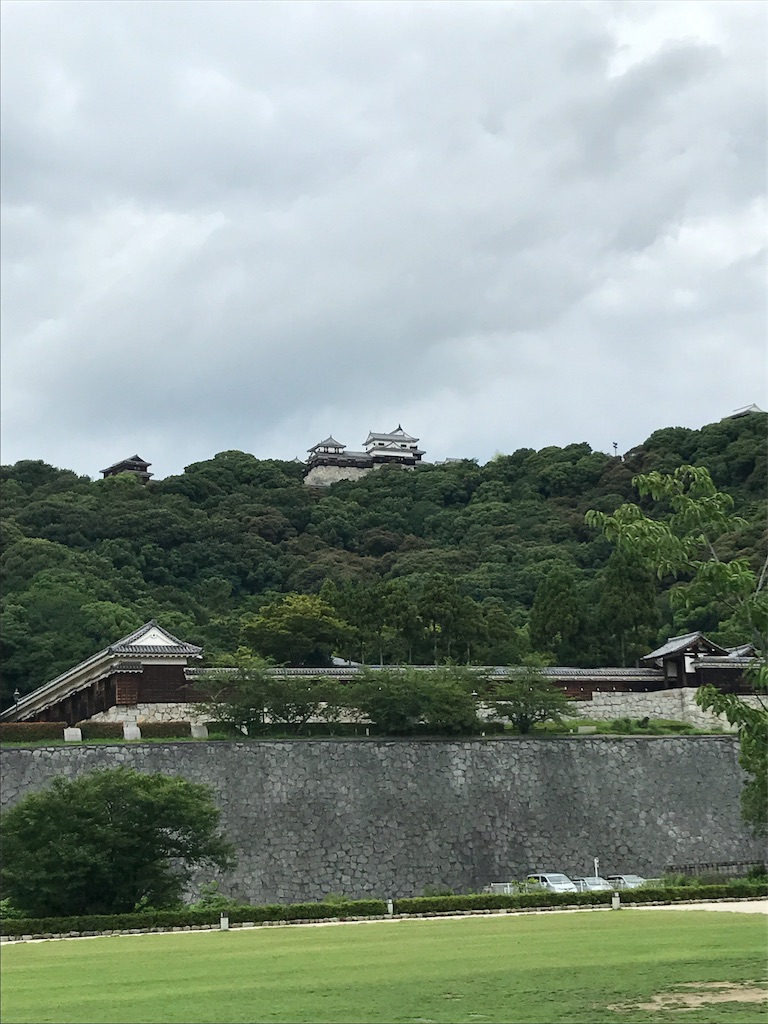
[526,873,579,893]
[607,874,646,889]
[572,876,612,892]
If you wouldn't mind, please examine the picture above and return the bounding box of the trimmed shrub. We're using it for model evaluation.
[138,722,192,739]
[0,899,388,937]
[0,722,66,743]
[76,722,124,740]
[1,885,764,938]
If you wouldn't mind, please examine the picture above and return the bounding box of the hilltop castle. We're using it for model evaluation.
[304,425,424,486]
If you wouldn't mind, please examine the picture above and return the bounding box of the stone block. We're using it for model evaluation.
[63,728,82,742]
[191,723,209,739]
[123,724,142,740]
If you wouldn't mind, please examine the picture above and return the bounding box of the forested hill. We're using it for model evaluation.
[2,415,766,705]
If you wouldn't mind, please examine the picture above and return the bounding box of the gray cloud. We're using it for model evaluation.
[1,0,765,478]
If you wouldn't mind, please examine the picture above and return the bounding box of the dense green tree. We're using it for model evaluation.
[592,549,660,666]
[348,667,480,734]
[0,768,234,916]
[1,416,765,698]
[587,463,768,833]
[242,593,352,666]
[489,666,576,734]
[528,565,585,664]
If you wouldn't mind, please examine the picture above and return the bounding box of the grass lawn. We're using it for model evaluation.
[2,910,766,1024]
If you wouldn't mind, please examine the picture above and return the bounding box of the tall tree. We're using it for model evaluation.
[586,464,768,834]
[242,593,351,666]
[593,548,659,666]
[529,565,584,664]
[1,768,234,916]
[489,665,576,734]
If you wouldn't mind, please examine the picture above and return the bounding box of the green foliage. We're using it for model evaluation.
[76,721,124,740]
[193,653,273,735]
[194,653,349,733]
[136,722,192,739]
[348,666,481,734]
[490,665,576,734]
[0,722,65,743]
[188,881,247,912]
[242,593,352,665]
[0,768,234,916]
[1,416,765,709]
[0,899,390,937]
[588,462,768,834]
[696,681,768,836]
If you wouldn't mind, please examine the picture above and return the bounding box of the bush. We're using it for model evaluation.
[76,722,124,740]
[0,722,65,743]
[1,767,234,916]
[138,722,191,739]
[2,884,764,938]
[0,898,388,936]
[188,881,247,912]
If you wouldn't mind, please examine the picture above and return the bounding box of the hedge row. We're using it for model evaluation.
[3,884,765,938]
[0,899,388,937]
[0,722,67,742]
[395,881,767,915]
[135,722,192,738]
[76,722,124,739]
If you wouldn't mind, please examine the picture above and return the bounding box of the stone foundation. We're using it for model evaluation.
[88,703,209,726]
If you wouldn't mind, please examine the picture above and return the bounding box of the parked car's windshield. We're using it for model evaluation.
[546,874,571,883]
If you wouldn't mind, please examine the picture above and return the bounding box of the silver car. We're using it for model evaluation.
[573,876,612,892]
[607,874,646,889]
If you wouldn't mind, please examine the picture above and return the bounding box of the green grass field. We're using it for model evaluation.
[2,910,766,1024]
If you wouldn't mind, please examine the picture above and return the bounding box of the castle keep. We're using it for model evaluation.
[304,425,424,486]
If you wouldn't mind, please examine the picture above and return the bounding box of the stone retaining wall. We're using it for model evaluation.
[1,736,762,906]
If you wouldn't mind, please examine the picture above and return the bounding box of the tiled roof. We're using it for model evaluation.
[365,425,419,444]
[695,657,755,669]
[726,643,757,658]
[642,632,729,661]
[1,621,202,721]
[101,454,151,474]
[109,620,202,657]
[307,436,345,452]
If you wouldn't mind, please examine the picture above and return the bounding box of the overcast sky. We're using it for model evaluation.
[2,0,765,479]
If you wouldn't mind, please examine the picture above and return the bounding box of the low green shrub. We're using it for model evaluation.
[0,722,65,743]
[138,722,191,739]
[2,884,763,938]
[188,882,248,912]
[76,722,124,740]
[0,899,388,936]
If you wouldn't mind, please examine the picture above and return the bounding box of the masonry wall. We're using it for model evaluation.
[2,737,762,905]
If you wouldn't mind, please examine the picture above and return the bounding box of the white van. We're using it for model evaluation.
[526,872,578,893]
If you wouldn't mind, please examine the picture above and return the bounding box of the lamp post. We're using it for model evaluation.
[13,688,21,713]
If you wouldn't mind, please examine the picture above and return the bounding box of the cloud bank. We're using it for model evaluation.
[2,0,765,477]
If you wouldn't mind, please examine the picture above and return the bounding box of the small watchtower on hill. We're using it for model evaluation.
[101,455,153,483]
